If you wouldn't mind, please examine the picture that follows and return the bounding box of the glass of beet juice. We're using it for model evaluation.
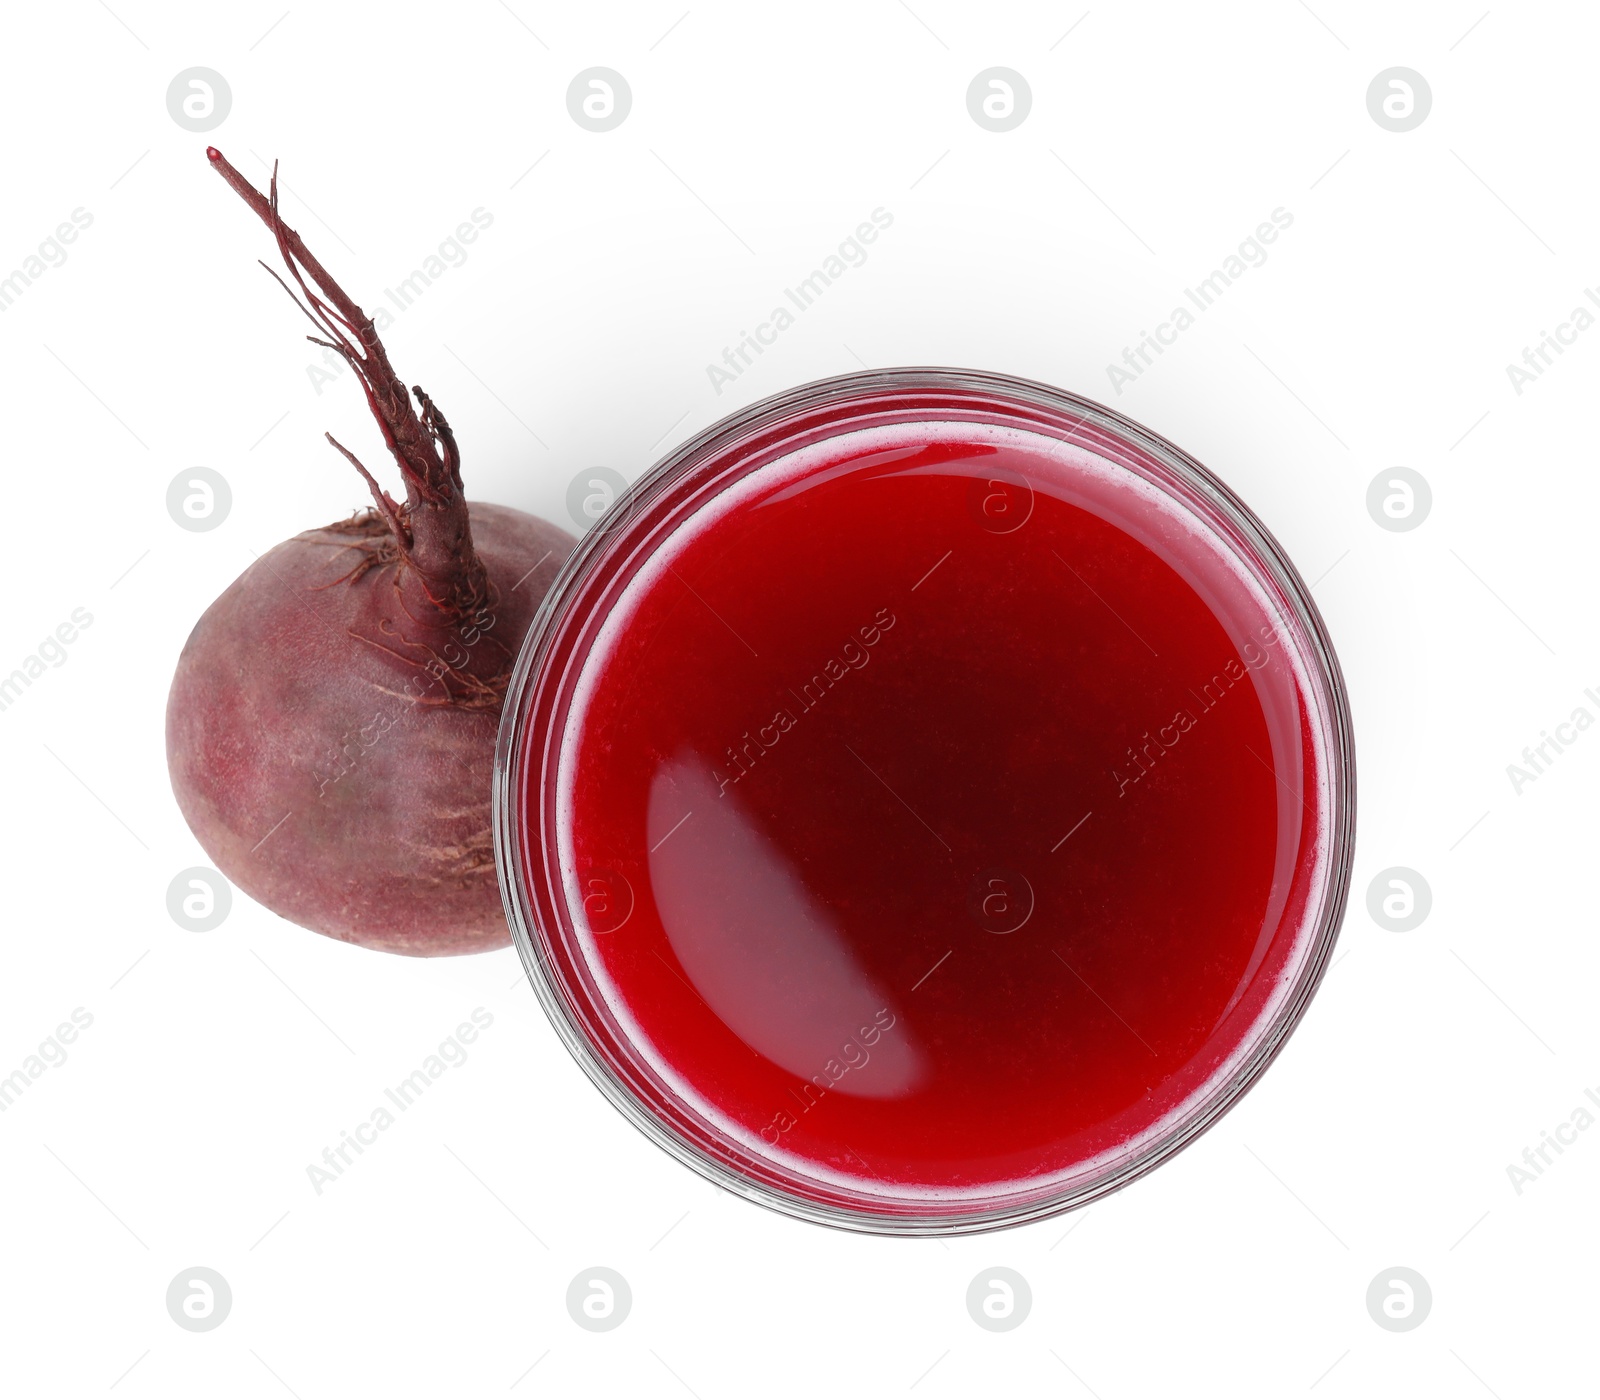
[494,369,1354,1235]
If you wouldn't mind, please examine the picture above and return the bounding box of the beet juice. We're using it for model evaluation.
[497,371,1353,1233]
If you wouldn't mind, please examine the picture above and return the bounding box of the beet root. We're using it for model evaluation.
[167,150,576,954]
[167,503,571,955]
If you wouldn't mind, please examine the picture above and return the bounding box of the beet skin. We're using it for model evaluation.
[167,503,572,955]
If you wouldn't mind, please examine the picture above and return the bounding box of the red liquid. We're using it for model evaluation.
[534,417,1331,1219]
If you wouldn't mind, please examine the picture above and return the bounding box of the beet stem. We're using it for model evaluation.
[206,147,489,625]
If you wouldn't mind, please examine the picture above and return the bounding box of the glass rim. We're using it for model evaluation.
[493,366,1357,1237]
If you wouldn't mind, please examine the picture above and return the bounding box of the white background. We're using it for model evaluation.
[1,1,1595,1395]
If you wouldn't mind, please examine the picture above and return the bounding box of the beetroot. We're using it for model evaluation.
[166,150,574,955]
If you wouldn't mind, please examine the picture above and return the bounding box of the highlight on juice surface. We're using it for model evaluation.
[495,370,1355,1233]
